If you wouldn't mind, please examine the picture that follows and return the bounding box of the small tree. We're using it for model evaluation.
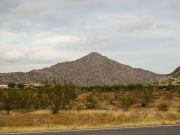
[8,82,16,89]
[47,84,76,114]
[17,83,25,89]
[0,89,17,114]
[0,89,3,110]
[158,102,170,112]
[32,89,49,110]
[16,89,34,111]
[118,95,135,111]
[136,89,154,107]
[85,95,97,109]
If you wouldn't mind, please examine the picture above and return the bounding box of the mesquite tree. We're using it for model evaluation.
[0,89,17,114]
[47,84,77,114]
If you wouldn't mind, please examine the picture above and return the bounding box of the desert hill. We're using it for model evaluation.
[0,52,163,86]
[158,66,180,85]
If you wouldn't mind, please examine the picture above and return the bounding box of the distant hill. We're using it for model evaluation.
[158,66,180,85]
[171,66,180,78]
[0,52,163,86]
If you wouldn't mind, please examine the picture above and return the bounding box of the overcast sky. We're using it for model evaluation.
[0,0,180,74]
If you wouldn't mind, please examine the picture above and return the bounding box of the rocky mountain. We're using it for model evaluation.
[0,52,163,86]
[171,66,180,78]
[158,66,180,85]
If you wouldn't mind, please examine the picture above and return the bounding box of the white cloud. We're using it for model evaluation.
[0,0,179,73]
[118,19,168,32]
[87,33,111,44]
[62,0,94,4]
[11,1,50,16]
[1,50,27,62]
[34,34,86,46]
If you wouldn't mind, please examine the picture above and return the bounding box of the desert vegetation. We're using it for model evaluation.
[0,84,180,132]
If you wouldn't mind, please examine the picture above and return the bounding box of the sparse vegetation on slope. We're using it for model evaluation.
[158,66,180,86]
[0,84,180,132]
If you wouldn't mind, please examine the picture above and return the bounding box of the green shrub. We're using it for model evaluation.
[164,93,173,100]
[17,83,25,89]
[136,89,154,107]
[32,89,49,110]
[8,82,16,89]
[85,95,97,109]
[47,84,77,114]
[16,89,35,112]
[0,89,18,114]
[118,95,135,111]
[158,103,170,112]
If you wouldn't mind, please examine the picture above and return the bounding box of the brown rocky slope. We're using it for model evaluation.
[0,52,163,86]
[158,66,180,85]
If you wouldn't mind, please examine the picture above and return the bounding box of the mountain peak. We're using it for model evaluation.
[0,52,163,85]
[80,52,106,61]
[175,66,180,71]
[87,52,103,57]
[171,66,180,77]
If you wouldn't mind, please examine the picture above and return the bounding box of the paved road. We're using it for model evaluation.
[3,125,180,135]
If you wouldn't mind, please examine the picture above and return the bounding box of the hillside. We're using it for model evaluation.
[0,52,163,85]
[158,66,180,85]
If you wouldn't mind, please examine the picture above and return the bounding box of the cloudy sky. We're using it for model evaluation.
[0,0,180,74]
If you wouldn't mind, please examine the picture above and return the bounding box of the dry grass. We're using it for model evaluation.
[0,90,180,133]
[0,108,180,133]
